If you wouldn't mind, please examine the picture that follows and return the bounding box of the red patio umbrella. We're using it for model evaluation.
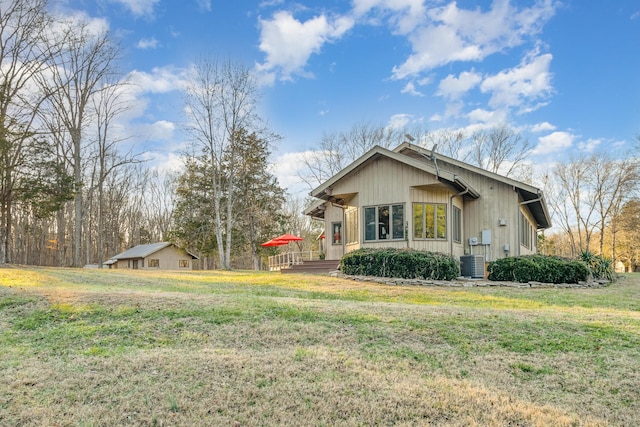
[272,233,303,242]
[261,238,289,247]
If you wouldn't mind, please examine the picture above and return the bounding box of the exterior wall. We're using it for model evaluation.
[116,246,194,270]
[437,158,536,262]
[321,153,540,263]
[325,202,346,261]
[518,205,538,257]
[323,156,461,260]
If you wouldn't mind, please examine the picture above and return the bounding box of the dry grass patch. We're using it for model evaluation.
[3,347,605,426]
[1,268,639,425]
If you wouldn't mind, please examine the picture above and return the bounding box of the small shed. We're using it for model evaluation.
[106,242,199,270]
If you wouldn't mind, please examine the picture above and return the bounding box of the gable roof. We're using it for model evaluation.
[111,242,199,260]
[306,142,551,230]
[309,145,481,204]
[394,142,551,229]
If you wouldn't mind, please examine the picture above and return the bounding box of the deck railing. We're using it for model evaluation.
[268,251,322,271]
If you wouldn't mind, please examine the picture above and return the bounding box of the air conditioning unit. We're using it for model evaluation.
[460,254,485,278]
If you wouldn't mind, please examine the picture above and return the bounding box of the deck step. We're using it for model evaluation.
[280,260,339,274]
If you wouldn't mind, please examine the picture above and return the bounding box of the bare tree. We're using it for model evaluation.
[0,0,54,265]
[426,124,532,182]
[88,79,140,266]
[41,19,121,266]
[591,155,639,256]
[425,129,469,161]
[297,122,413,189]
[546,153,639,257]
[183,58,264,269]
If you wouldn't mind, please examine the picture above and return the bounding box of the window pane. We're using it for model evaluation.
[436,204,447,239]
[346,209,357,244]
[378,205,389,240]
[392,204,404,239]
[413,204,423,239]
[453,206,461,243]
[425,204,435,238]
[365,207,376,241]
[332,222,342,244]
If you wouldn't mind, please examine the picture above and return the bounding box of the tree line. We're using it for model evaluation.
[297,123,640,271]
[0,0,301,269]
[2,0,638,271]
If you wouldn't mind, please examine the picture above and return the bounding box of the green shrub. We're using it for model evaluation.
[339,248,460,281]
[579,251,615,282]
[487,255,589,284]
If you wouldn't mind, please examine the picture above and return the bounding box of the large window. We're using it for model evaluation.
[364,204,404,241]
[331,222,342,245]
[520,212,533,249]
[179,260,190,268]
[148,259,159,268]
[413,203,447,240]
[452,206,461,243]
[345,208,358,244]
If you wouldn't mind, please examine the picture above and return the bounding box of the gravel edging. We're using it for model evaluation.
[330,271,612,289]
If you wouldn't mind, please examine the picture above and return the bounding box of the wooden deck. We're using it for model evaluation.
[280,260,340,275]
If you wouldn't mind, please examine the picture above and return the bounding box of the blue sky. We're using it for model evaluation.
[53,0,640,195]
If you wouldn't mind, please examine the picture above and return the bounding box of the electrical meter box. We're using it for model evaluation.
[481,229,492,245]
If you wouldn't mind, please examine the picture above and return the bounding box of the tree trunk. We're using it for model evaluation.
[73,127,82,267]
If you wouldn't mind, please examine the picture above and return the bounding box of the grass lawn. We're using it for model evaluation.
[1,268,639,426]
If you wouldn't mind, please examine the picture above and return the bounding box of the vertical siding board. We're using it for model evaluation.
[322,153,542,262]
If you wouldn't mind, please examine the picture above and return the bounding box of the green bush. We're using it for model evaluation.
[579,251,615,282]
[339,248,460,281]
[487,255,589,284]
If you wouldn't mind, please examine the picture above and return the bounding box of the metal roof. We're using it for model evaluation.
[111,242,172,259]
[110,242,199,260]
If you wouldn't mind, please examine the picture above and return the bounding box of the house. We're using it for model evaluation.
[305,142,551,266]
[105,242,199,270]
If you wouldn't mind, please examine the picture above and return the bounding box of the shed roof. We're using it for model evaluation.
[111,242,199,260]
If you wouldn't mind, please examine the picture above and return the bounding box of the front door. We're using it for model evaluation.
[132,260,138,269]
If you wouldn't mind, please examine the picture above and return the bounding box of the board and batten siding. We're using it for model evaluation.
[438,158,536,261]
[323,156,464,260]
[115,246,193,270]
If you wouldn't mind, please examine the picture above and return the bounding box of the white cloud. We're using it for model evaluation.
[386,113,413,129]
[48,9,110,36]
[578,138,602,153]
[391,0,557,79]
[146,120,176,140]
[531,121,556,132]
[467,108,508,125]
[352,0,426,34]
[128,66,188,94]
[437,70,482,100]
[256,11,354,81]
[401,81,423,97]
[108,0,159,17]
[270,151,314,196]
[136,37,159,49]
[532,131,574,155]
[480,50,553,109]
[196,0,212,12]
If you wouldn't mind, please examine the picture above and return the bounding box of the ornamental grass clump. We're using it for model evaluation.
[487,255,589,284]
[339,248,460,281]
[579,251,616,282]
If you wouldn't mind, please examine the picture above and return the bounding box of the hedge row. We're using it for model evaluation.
[487,255,589,284]
[339,248,460,281]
